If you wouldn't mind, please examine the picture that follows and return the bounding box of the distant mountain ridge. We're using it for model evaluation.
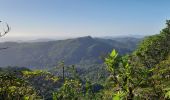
[0,36,142,69]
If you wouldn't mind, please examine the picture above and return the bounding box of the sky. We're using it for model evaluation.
[0,0,170,39]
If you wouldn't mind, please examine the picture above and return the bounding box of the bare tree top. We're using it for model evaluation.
[0,21,10,37]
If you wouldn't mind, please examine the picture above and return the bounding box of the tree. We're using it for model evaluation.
[0,68,40,99]
[135,20,170,68]
[22,70,61,99]
[103,50,151,100]
[0,20,10,37]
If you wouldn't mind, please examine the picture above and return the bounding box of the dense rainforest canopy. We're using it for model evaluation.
[1,20,170,99]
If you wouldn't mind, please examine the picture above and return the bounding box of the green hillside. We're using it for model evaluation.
[0,36,141,69]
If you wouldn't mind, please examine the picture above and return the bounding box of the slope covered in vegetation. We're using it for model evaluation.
[0,36,140,69]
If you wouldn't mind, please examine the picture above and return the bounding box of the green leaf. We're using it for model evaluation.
[165,91,170,99]
[113,95,120,100]
[110,49,118,58]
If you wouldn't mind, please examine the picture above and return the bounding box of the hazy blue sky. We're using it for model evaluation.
[0,0,170,38]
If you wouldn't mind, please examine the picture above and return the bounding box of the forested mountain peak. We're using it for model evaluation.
[0,36,140,69]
